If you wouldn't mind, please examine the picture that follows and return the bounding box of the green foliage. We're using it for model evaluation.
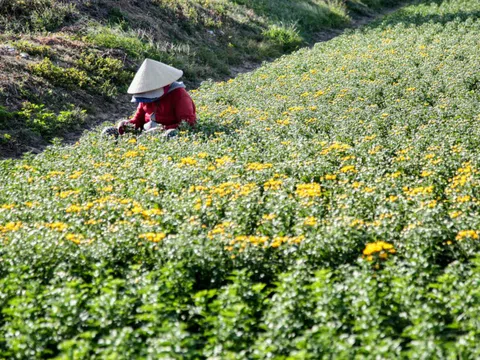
[0,133,12,144]
[84,27,152,60]
[83,27,192,74]
[263,23,304,52]
[75,52,133,94]
[10,40,54,58]
[2,0,480,357]
[17,102,87,136]
[28,58,90,90]
[196,270,267,358]
[28,54,132,97]
[0,0,77,32]
[0,106,15,128]
[232,0,348,30]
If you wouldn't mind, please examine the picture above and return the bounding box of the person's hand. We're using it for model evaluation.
[117,120,128,130]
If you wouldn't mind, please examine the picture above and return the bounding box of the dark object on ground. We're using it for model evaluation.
[101,126,119,139]
[164,128,178,139]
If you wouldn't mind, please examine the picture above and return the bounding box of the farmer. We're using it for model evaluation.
[103,59,196,138]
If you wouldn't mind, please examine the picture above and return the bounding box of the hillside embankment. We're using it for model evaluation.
[1,0,402,158]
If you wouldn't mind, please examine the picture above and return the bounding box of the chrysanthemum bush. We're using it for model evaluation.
[1,0,480,357]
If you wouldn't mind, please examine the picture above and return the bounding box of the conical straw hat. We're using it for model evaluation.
[127,59,183,94]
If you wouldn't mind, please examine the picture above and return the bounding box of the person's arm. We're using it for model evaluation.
[175,93,197,127]
[118,104,146,132]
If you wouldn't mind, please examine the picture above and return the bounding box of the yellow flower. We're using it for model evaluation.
[363,135,377,141]
[179,157,197,166]
[238,183,256,197]
[455,230,479,241]
[350,219,365,228]
[456,195,471,203]
[139,232,166,243]
[368,146,382,155]
[296,183,321,198]
[304,217,317,226]
[207,222,233,238]
[320,142,350,155]
[352,181,362,189]
[449,210,462,219]
[66,233,84,245]
[45,222,68,232]
[124,151,140,158]
[84,219,100,225]
[403,186,434,196]
[246,163,273,171]
[131,205,144,214]
[288,106,304,112]
[47,171,65,178]
[66,204,82,213]
[363,241,396,260]
[276,118,291,126]
[215,156,234,166]
[69,171,83,179]
[264,179,282,191]
[0,221,22,233]
[142,208,163,217]
[423,200,437,208]
[233,235,269,247]
[58,190,80,199]
[218,106,239,117]
[188,185,209,193]
[271,235,305,248]
[99,174,115,182]
[340,165,357,173]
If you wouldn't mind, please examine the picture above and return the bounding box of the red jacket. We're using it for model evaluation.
[128,88,196,130]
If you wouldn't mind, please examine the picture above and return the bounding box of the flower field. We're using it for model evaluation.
[1,0,480,358]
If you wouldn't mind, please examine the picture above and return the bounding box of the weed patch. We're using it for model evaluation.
[28,53,132,97]
[263,23,304,52]
[0,0,78,32]
[0,106,16,128]
[10,40,55,58]
[28,58,90,89]
[18,102,87,137]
